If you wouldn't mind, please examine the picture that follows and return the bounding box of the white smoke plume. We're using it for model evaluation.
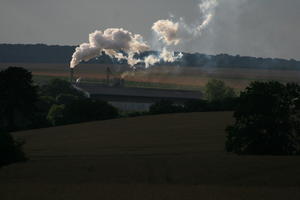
[70,0,218,69]
[145,0,218,68]
[144,55,160,68]
[76,77,81,84]
[70,28,149,68]
[151,20,180,45]
[196,0,218,32]
[144,48,183,68]
[152,0,218,46]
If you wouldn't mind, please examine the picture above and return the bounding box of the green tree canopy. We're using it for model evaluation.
[47,104,66,126]
[204,79,236,102]
[40,79,84,98]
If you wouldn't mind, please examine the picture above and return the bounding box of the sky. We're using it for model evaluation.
[1,0,300,60]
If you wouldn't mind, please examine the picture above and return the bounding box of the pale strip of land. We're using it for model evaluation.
[1,63,300,89]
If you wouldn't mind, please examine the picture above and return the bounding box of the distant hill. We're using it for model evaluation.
[1,44,300,70]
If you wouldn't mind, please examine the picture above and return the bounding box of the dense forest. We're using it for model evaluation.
[1,44,300,70]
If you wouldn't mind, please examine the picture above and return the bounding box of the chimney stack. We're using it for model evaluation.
[70,68,74,84]
[106,67,111,86]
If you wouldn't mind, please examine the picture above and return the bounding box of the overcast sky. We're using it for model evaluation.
[1,0,300,59]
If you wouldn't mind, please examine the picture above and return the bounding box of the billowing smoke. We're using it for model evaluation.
[152,0,218,45]
[70,0,218,69]
[152,20,180,45]
[144,48,183,68]
[70,28,183,68]
[70,28,149,68]
[145,0,218,67]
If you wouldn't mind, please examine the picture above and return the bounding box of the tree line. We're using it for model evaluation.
[1,44,300,70]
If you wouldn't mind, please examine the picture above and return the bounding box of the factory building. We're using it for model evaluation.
[76,82,202,111]
[72,67,202,111]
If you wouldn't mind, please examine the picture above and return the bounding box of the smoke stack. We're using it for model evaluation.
[106,66,111,86]
[70,68,74,84]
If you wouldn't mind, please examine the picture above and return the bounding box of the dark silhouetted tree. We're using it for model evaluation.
[150,100,184,114]
[56,93,79,105]
[62,99,119,124]
[0,131,26,167]
[184,100,208,112]
[30,96,56,129]
[47,99,119,125]
[226,81,300,155]
[0,67,38,131]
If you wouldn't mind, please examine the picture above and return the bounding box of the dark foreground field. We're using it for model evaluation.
[1,112,300,200]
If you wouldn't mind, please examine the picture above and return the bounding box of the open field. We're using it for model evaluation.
[2,63,300,90]
[1,112,300,199]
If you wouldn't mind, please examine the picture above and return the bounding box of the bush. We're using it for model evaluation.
[122,111,149,118]
[47,104,66,126]
[40,79,84,98]
[150,100,184,114]
[226,81,300,155]
[204,79,236,102]
[63,99,119,124]
[47,99,119,125]
[184,100,208,112]
[29,95,56,129]
[206,98,238,111]
[184,98,237,113]
[56,93,79,105]
[0,131,26,167]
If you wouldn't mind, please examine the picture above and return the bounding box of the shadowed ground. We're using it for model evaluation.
[1,112,300,200]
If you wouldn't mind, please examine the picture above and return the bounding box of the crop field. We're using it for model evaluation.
[1,63,300,90]
[1,112,300,200]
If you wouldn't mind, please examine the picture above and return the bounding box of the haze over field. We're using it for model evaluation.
[1,0,300,60]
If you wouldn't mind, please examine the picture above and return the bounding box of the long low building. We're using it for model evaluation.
[76,83,203,111]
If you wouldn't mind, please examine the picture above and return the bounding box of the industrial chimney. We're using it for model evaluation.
[70,68,74,84]
[106,66,111,86]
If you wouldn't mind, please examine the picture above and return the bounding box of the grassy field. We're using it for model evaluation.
[1,112,300,200]
[2,63,300,90]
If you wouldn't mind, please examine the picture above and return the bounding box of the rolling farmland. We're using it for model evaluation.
[1,112,300,200]
[1,63,300,90]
